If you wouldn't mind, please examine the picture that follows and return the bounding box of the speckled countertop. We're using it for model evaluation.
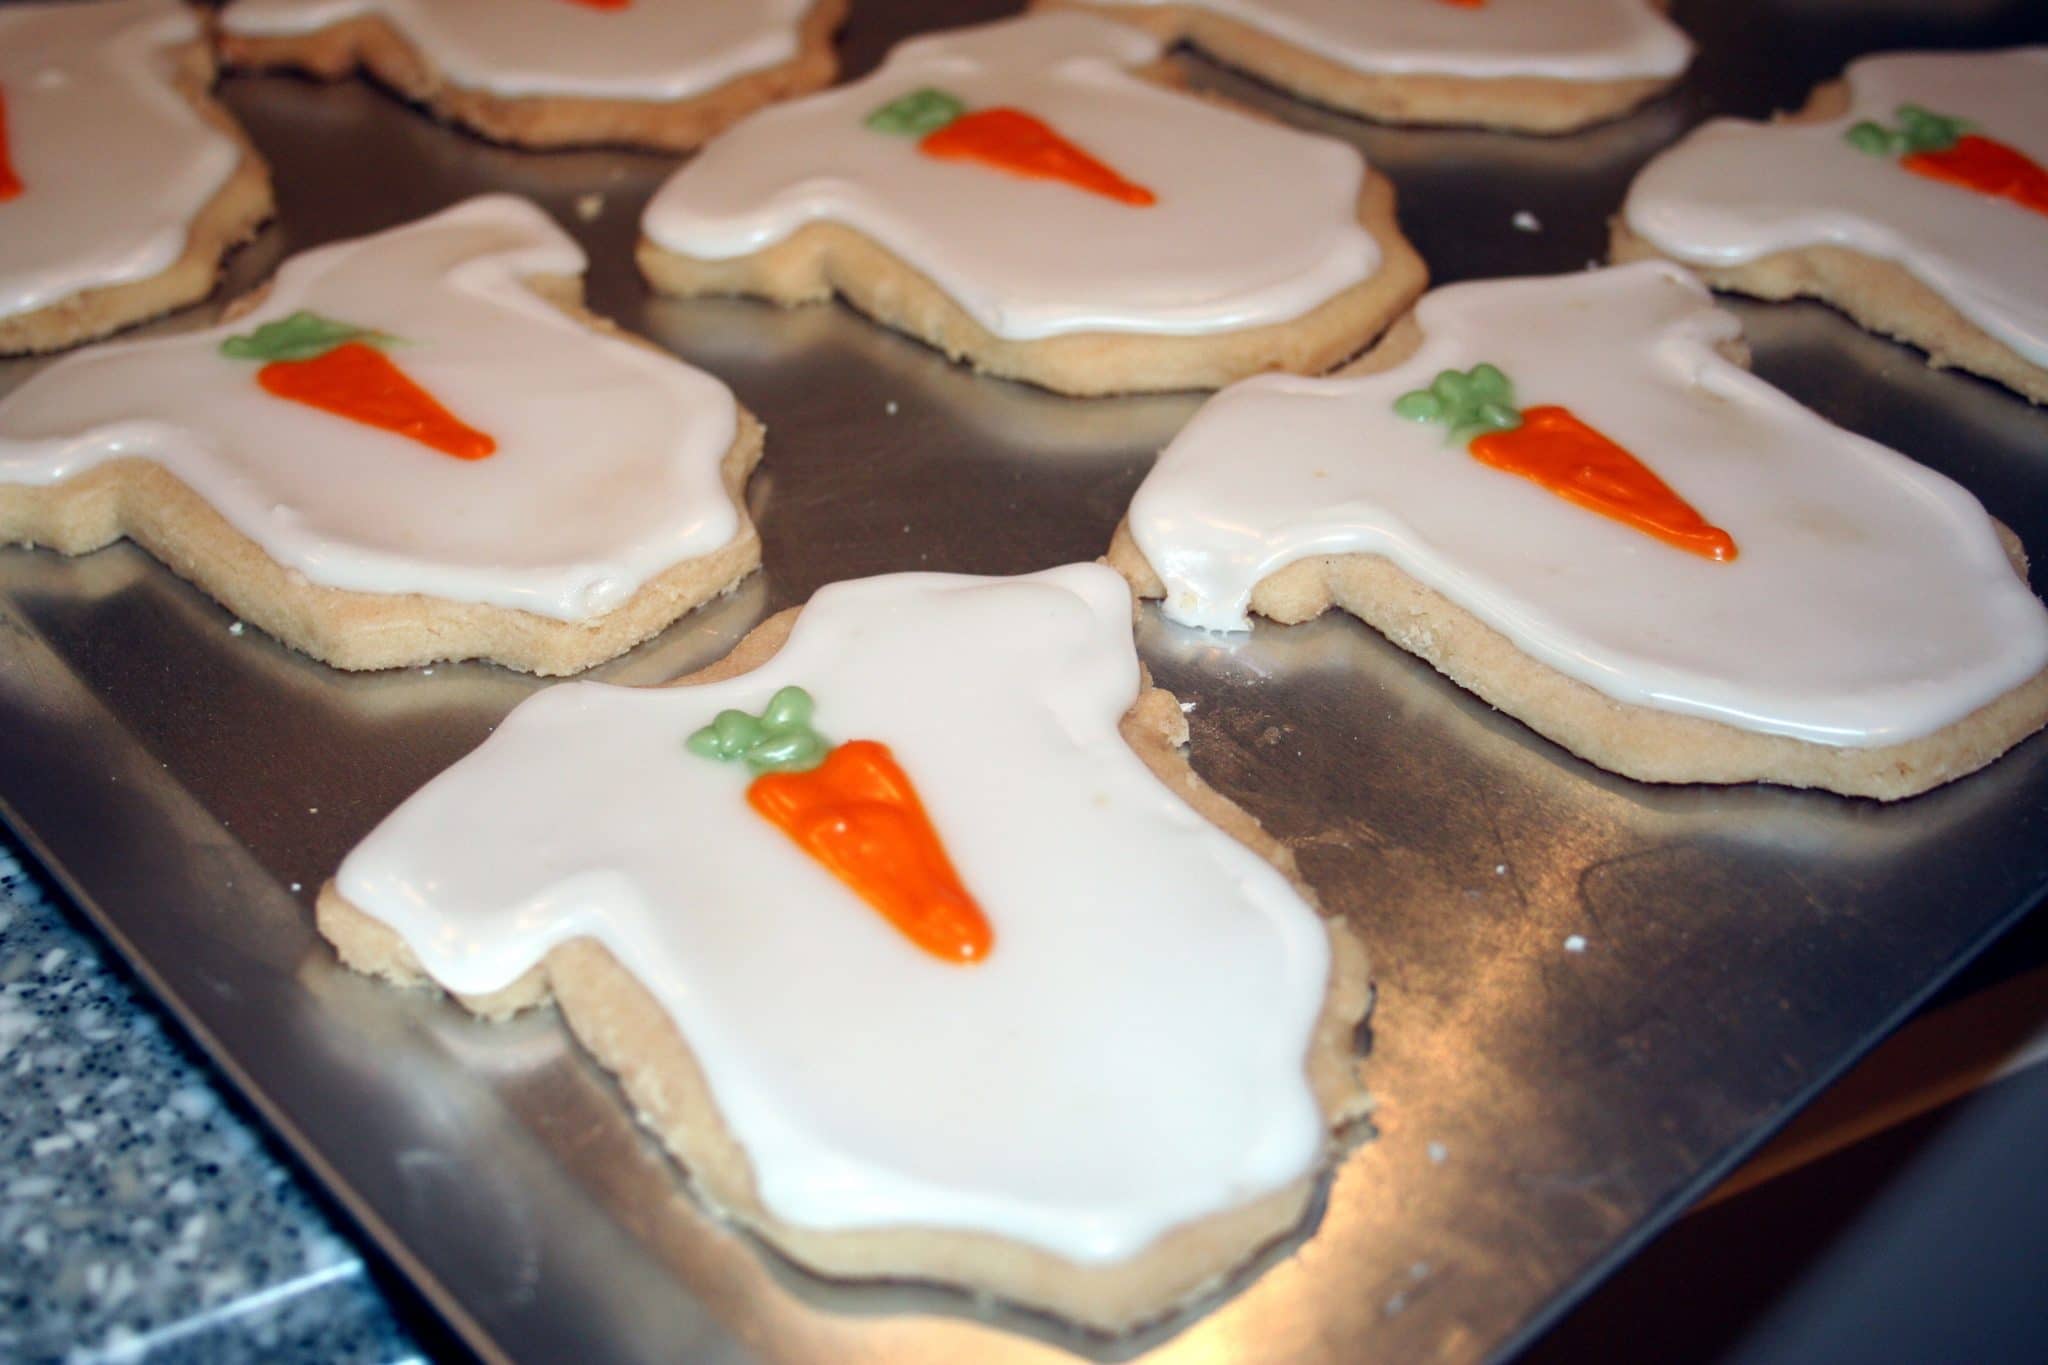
[0,829,419,1363]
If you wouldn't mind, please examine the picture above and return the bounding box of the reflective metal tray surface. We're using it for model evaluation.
[3,2,2046,1361]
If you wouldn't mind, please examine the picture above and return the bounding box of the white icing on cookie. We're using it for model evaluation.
[218,0,815,101]
[1128,263,2048,748]
[0,196,742,622]
[0,0,241,320]
[1101,0,1691,80]
[641,12,1380,341]
[337,565,1335,1263]
[1622,48,2048,367]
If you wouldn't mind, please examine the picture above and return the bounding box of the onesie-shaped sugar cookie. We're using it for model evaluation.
[0,196,762,676]
[1034,0,1692,134]
[1616,49,2048,403]
[0,0,273,356]
[638,12,1426,396]
[318,564,1372,1330]
[216,0,846,151]
[1109,263,2048,800]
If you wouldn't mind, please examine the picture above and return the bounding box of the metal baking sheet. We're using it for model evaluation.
[4,1,2047,1361]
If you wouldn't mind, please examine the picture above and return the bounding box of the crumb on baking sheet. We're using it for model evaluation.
[1512,210,1541,233]
[575,193,604,222]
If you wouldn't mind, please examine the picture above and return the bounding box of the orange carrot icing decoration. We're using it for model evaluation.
[865,87,1156,207]
[1396,364,1737,562]
[688,687,994,965]
[0,87,24,202]
[1847,105,2048,219]
[220,312,496,461]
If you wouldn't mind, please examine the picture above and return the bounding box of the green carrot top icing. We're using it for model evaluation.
[1394,363,1523,444]
[1846,104,1970,158]
[220,311,395,363]
[687,685,831,774]
[866,87,966,137]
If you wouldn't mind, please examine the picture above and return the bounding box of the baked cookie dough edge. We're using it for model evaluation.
[1608,226,2048,407]
[1030,0,1689,135]
[0,276,766,677]
[211,0,850,153]
[0,38,275,357]
[638,167,1428,397]
[313,604,1374,1332]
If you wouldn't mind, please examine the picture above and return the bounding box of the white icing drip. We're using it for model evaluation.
[336,565,1334,1262]
[1128,263,2048,747]
[640,12,1380,341]
[1622,49,2048,367]
[218,0,814,101]
[0,0,240,320]
[1104,0,1691,80]
[0,196,742,622]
